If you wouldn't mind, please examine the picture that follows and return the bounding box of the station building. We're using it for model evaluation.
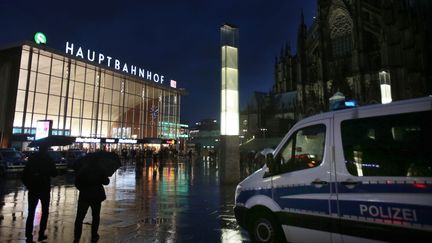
[0,40,186,151]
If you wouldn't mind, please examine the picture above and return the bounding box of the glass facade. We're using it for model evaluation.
[13,45,182,141]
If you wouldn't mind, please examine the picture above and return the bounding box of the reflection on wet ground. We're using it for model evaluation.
[0,157,251,242]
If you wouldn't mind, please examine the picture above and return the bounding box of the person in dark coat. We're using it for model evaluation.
[73,163,110,243]
[21,145,57,243]
[188,150,193,161]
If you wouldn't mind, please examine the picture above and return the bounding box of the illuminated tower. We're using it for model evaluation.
[221,24,239,135]
[220,24,240,184]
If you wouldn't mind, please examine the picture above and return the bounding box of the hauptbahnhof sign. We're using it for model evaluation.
[65,41,167,85]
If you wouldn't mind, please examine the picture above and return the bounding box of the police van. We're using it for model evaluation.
[234,96,432,243]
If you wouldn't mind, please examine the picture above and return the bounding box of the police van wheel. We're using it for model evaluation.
[249,211,285,243]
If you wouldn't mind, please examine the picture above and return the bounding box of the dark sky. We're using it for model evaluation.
[0,0,316,125]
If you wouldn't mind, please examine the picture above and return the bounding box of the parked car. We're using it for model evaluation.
[0,148,27,176]
[65,149,86,170]
[47,150,67,171]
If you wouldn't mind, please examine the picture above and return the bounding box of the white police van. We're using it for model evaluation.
[234,96,432,243]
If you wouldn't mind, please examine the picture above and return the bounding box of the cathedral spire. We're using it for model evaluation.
[298,8,307,36]
[297,8,307,49]
[285,42,291,56]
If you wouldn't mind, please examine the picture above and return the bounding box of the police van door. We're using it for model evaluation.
[333,109,432,242]
[270,119,335,243]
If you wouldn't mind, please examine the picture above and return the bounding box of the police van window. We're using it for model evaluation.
[341,110,432,177]
[275,124,326,174]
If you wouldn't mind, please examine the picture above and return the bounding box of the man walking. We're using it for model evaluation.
[73,163,110,243]
[22,145,57,243]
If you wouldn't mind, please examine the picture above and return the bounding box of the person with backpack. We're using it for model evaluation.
[21,145,57,243]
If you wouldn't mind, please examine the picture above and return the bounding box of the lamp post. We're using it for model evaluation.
[379,70,392,104]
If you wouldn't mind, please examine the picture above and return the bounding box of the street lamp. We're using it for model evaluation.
[379,70,392,104]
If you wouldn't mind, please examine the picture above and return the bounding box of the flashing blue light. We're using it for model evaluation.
[330,99,358,111]
[344,100,357,107]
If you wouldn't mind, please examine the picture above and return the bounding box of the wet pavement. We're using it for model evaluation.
[0,157,251,243]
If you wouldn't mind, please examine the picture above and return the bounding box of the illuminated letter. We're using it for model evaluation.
[87,50,95,61]
[122,63,128,73]
[65,42,74,55]
[131,65,137,75]
[106,56,112,67]
[76,47,84,59]
[115,59,120,70]
[98,53,105,64]
[146,71,152,80]
[153,74,159,82]
[139,68,145,78]
[160,75,164,84]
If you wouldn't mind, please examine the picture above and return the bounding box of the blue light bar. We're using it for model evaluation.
[330,99,358,111]
[344,100,357,107]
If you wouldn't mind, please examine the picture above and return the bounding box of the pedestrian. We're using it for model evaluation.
[73,163,110,243]
[188,150,193,161]
[21,144,58,243]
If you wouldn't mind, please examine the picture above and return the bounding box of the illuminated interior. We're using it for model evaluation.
[12,45,181,140]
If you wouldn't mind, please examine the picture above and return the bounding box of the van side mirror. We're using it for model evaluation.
[265,153,275,174]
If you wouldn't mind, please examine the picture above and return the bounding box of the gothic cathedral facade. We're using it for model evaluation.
[274,0,432,119]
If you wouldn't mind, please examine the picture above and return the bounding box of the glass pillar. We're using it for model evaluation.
[220,24,239,136]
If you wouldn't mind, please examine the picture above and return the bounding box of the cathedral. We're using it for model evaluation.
[242,0,432,140]
[274,0,432,118]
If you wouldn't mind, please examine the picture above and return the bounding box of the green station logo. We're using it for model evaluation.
[34,32,47,44]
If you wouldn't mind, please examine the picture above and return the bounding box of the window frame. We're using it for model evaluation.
[267,123,327,176]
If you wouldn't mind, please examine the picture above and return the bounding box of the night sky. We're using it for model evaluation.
[0,0,316,125]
